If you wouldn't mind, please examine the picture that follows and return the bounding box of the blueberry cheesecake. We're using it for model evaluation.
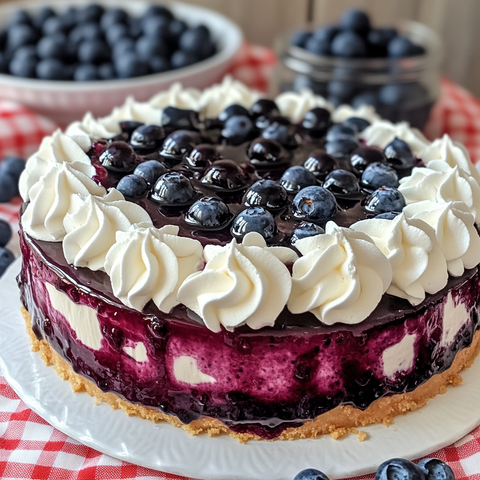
[18,77,480,441]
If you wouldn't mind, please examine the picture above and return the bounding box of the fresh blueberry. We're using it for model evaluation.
[376,211,400,220]
[116,174,149,200]
[312,25,339,43]
[36,58,69,80]
[0,173,17,202]
[339,9,371,35]
[293,186,337,222]
[119,121,144,137]
[133,160,167,185]
[130,125,164,150]
[302,108,331,136]
[388,36,423,58]
[185,197,232,230]
[149,56,170,73]
[169,19,188,41]
[151,172,196,205]
[221,115,254,146]
[293,468,330,480]
[99,141,138,172]
[170,50,199,69]
[114,53,149,78]
[59,7,78,31]
[280,166,317,193]
[291,222,325,245]
[261,117,295,147]
[201,160,247,191]
[327,80,357,103]
[218,104,250,123]
[290,30,311,48]
[326,124,357,143]
[325,138,359,158]
[143,5,174,21]
[323,169,360,196]
[74,64,99,81]
[375,458,425,480]
[343,117,370,133]
[0,156,25,183]
[362,162,399,190]
[305,35,330,56]
[0,248,15,278]
[100,9,128,31]
[179,25,210,54]
[231,207,277,241]
[250,99,280,122]
[112,37,135,57]
[367,28,397,56]
[141,15,170,39]
[417,458,455,480]
[33,7,56,30]
[42,16,68,36]
[69,23,103,47]
[186,144,220,170]
[78,39,110,65]
[379,83,427,107]
[77,4,104,24]
[0,220,12,248]
[160,130,202,163]
[105,23,129,46]
[9,49,37,78]
[384,137,415,170]
[135,35,169,61]
[8,9,31,26]
[7,24,38,51]
[0,52,7,73]
[331,31,367,57]
[98,63,115,79]
[350,146,387,173]
[304,150,337,178]
[293,76,328,97]
[248,138,288,167]
[161,107,201,130]
[244,179,288,210]
[37,34,67,60]
[365,187,406,214]
[352,90,380,109]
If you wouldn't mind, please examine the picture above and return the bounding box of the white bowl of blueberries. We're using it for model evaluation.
[0,0,243,124]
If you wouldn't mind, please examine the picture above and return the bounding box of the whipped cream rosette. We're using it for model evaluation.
[288,222,392,325]
[275,90,333,124]
[99,96,161,131]
[352,213,448,306]
[65,112,121,151]
[19,130,96,201]
[177,232,298,333]
[403,200,480,277]
[149,82,201,111]
[104,225,203,313]
[360,120,430,155]
[419,134,480,184]
[398,160,480,223]
[62,189,153,271]
[22,162,106,242]
[197,76,259,119]
[331,104,380,124]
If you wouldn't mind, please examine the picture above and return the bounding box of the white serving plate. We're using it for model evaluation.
[0,0,243,125]
[1,257,480,480]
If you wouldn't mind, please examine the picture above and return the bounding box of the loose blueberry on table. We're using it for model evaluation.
[0,4,217,80]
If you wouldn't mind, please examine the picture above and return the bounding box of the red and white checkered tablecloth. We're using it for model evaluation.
[2,44,480,480]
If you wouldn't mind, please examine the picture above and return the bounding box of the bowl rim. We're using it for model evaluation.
[0,0,243,92]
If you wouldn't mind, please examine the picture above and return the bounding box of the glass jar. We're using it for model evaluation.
[274,20,442,129]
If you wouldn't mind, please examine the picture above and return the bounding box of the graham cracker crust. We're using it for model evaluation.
[22,306,480,443]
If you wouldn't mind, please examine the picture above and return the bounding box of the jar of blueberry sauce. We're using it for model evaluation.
[275,20,442,129]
